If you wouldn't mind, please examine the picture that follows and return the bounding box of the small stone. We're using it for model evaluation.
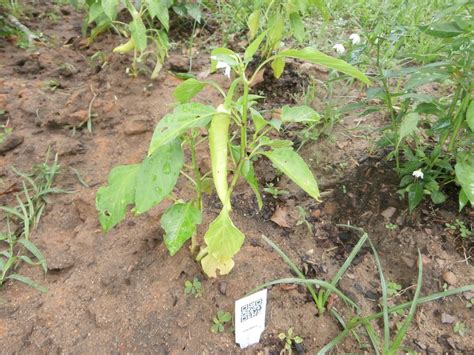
[365,290,379,301]
[0,134,23,154]
[311,209,321,218]
[401,256,415,268]
[218,281,227,295]
[413,340,426,350]
[381,206,396,219]
[123,119,148,136]
[442,271,458,286]
[463,291,474,300]
[421,254,431,265]
[441,313,456,324]
[323,202,337,216]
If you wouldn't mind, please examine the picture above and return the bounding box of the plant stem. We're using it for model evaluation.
[447,89,469,152]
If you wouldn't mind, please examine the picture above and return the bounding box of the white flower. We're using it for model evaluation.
[333,43,345,54]
[349,33,361,45]
[211,56,231,79]
[412,169,424,179]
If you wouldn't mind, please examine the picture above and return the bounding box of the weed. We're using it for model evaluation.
[453,321,467,337]
[445,219,472,240]
[387,281,402,297]
[184,277,202,298]
[210,310,232,333]
[263,183,289,198]
[278,327,303,355]
[0,152,68,291]
[295,206,312,234]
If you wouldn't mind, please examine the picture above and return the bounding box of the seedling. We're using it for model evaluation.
[445,219,472,240]
[295,206,312,233]
[210,310,232,333]
[453,321,467,337]
[263,183,289,198]
[385,223,397,231]
[184,277,202,298]
[96,35,370,278]
[278,327,303,355]
[387,281,402,297]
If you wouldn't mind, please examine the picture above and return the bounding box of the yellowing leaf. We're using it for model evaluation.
[201,254,235,278]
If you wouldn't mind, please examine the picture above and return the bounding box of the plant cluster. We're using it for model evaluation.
[0,153,68,291]
[96,31,369,277]
[83,0,202,77]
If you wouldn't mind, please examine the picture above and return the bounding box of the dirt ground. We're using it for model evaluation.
[1,2,473,354]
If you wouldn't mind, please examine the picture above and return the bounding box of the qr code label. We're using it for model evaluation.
[240,298,263,322]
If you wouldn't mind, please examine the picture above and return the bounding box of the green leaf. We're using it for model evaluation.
[88,2,105,24]
[289,12,305,42]
[96,164,140,232]
[210,48,239,71]
[101,0,119,20]
[407,182,424,212]
[146,0,170,31]
[242,159,263,210]
[244,31,267,62]
[271,56,285,79]
[161,202,202,256]
[148,103,215,155]
[397,112,419,147]
[174,78,207,104]
[277,47,370,85]
[467,100,474,132]
[459,189,469,211]
[281,105,320,123]
[129,15,147,52]
[422,22,465,38]
[308,0,330,21]
[250,108,268,134]
[267,14,285,50]
[17,239,47,273]
[261,147,320,200]
[204,209,244,263]
[135,139,183,214]
[7,274,47,293]
[455,154,474,205]
[431,190,446,204]
[185,3,202,23]
[247,9,260,39]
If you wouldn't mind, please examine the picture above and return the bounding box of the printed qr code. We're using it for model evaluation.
[240,298,263,322]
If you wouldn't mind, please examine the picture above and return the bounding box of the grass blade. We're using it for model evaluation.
[250,277,360,311]
[6,273,47,293]
[388,251,423,353]
[368,238,390,352]
[18,239,47,273]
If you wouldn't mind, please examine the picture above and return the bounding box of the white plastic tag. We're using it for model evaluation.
[235,289,268,349]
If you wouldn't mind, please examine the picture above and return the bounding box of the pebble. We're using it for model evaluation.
[123,119,149,136]
[381,206,396,219]
[218,281,227,296]
[441,313,456,324]
[442,271,458,285]
[0,134,24,153]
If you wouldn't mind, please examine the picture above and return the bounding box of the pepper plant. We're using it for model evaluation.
[84,0,202,78]
[96,32,370,277]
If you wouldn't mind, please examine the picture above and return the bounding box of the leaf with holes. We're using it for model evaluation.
[261,147,320,201]
[161,202,202,256]
[96,164,140,232]
[135,139,183,214]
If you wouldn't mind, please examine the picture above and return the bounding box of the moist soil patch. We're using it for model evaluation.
[0,2,473,353]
